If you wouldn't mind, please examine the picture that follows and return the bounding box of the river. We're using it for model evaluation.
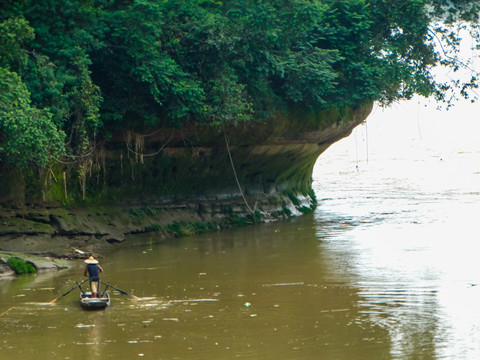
[1,100,480,359]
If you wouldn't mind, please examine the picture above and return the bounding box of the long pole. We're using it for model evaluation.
[100,281,139,299]
[49,279,88,303]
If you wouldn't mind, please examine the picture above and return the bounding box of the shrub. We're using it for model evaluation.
[166,222,195,237]
[7,257,36,275]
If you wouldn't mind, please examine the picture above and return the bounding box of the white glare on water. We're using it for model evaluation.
[313,97,480,359]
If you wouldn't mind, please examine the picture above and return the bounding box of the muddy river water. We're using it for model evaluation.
[2,216,387,360]
[2,105,480,359]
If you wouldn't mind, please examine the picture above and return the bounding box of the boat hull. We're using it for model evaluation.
[80,292,110,310]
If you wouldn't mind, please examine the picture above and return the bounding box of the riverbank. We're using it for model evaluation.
[0,192,313,266]
[0,251,71,277]
[0,104,371,275]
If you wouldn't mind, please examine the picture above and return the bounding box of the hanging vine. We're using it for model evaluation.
[78,158,93,200]
[124,130,171,165]
[223,131,256,218]
[125,131,145,164]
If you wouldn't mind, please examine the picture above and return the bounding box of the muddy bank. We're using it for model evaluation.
[0,193,312,261]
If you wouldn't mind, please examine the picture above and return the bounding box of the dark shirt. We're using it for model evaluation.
[86,263,100,281]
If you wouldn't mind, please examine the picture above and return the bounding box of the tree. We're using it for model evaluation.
[0,67,65,168]
[20,0,102,157]
[92,0,209,129]
[2,0,480,170]
[0,17,65,168]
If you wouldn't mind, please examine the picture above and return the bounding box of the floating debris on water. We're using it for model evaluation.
[75,324,95,328]
[131,267,163,271]
[263,282,304,287]
[168,299,218,303]
[163,318,179,322]
[136,303,156,308]
[136,297,157,301]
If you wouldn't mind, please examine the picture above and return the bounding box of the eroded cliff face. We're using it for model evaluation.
[0,103,372,257]
[84,104,372,202]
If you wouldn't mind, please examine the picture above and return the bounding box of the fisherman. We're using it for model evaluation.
[83,255,104,298]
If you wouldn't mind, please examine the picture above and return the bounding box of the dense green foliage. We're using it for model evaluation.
[7,256,36,275]
[1,0,480,168]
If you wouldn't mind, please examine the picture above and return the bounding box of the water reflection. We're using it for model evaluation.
[314,197,480,359]
[312,109,480,359]
[1,209,479,359]
[1,219,397,360]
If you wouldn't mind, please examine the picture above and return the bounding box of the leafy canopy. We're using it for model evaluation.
[1,0,480,168]
[0,16,65,168]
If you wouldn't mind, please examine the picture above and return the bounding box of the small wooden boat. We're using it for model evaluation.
[80,291,110,310]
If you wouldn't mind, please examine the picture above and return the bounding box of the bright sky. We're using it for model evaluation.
[315,25,480,174]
